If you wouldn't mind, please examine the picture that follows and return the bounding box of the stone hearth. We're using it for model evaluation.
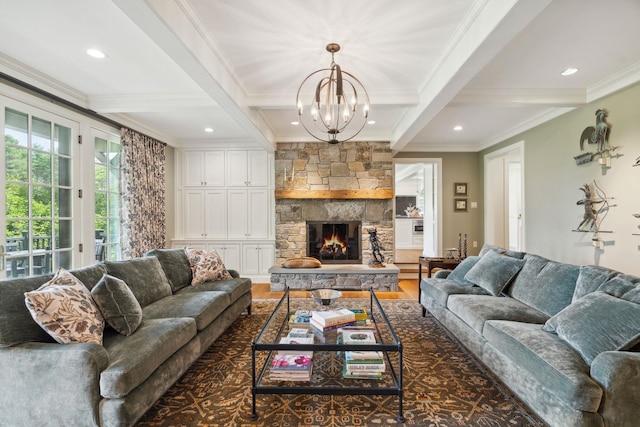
[269,264,400,292]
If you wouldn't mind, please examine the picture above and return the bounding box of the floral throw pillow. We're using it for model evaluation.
[184,247,232,285]
[24,268,105,345]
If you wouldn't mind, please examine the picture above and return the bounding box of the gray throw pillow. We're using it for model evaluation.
[92,274,143,336]
[464,250,525,296]
[447,256,481,287]
[543,291,640,365]
[478,244,525,259]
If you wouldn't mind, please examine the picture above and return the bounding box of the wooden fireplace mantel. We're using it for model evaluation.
[275,189,394,199]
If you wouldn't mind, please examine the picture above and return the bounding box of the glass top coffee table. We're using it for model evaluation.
[251,287,404,422]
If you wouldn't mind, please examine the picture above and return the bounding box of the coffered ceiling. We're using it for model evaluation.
[1,0,639,152]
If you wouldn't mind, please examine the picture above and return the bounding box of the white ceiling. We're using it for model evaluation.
[1,0,639,153]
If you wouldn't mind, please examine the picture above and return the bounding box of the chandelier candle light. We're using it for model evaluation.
[296,43,370,144]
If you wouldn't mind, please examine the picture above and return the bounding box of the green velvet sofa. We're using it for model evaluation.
[420,244,640,427]
[0,248,252,427]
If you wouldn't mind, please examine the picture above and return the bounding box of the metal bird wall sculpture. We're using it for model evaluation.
[574,109,619,165]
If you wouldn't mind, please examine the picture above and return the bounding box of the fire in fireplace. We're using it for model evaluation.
[306,221,362,264]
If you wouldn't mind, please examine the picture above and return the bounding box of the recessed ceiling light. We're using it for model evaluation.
[86,48,107,59]
[453,125,463,131]
[367,120,376,125]
[204,127,214,133]
[291,121,299,125]
[561,67,578,76]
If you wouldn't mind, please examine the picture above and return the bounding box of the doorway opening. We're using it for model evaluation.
[393,159,442,263]
[484,142,524,251]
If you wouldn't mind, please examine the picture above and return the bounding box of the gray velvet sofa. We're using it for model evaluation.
[420,245,640,427]
[0,248,252,427]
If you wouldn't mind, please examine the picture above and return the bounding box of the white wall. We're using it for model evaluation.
[485,82,640,275]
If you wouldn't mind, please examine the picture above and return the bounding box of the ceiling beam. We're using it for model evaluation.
[113,0,276,151]
[391,0,553,152]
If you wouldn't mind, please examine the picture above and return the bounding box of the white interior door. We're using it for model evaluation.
[484,142,524,251]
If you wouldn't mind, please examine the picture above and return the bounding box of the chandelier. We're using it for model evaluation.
[296,43,370,144]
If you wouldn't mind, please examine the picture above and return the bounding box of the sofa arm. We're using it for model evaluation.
[0,342,109,427]
[228,269,240,278]
[433,269,452,279]
[591,351,640,427]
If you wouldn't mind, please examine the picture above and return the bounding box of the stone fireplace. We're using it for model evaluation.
[274,141,394,266]
[306,220,362,263]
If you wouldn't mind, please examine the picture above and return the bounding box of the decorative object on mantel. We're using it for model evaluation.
[296,43,370,144]
[574,109,620,167]
[367,228,385,267]
[572,181,614,249]
[282,257,322,269]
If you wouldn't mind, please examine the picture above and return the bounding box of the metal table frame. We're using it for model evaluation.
[251,287,404,422]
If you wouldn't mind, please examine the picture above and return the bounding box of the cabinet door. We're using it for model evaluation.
[258,243,275,275]
[204,190,227,239]
[227,189,249,238]
[203,151,225,186]
[183,190,205,238]
[247,189,269,239]
[242,244,260,276]
[227,151,248,187]
[247,150,269,186]
[183,151,205,187]
[209,243,241,272]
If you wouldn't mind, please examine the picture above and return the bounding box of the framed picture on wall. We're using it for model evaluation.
[454,198,467,212]
[454,182,467,196]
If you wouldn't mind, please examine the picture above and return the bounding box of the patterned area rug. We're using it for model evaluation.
[136,299,546,427]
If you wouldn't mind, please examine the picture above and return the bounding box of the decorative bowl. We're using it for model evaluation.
[310,289,342,306]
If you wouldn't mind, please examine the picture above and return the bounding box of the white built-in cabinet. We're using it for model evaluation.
[242,243,276,276]
[173,148,275,280]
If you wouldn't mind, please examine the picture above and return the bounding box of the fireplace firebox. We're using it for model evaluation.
[306,221,362,264]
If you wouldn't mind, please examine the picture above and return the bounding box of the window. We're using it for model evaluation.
[3,107,74,277]
[94,133,121,262]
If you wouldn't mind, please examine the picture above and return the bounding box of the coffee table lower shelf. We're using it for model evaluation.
[250,346,405,422]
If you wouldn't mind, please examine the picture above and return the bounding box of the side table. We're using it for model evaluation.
[418,256,462,316]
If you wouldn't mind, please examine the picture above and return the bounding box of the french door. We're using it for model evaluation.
[1,103,79,278]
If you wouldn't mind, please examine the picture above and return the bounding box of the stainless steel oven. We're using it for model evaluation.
[412,219,423,235]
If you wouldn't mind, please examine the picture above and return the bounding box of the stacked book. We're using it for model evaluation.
[343,350,386,379]
[269,332,314,381]
[310,308,356,332]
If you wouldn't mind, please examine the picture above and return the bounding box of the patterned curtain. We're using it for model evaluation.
[120,128,166,259]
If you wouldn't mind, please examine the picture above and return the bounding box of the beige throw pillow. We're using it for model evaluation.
[24,268,105,345]
[184,247,233,285]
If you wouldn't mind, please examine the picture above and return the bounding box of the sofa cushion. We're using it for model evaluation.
[572,265,640,303]
[0,274,56,347]
[420,278,491,307]
[543,291,640,365]
[478,244,525,259]
[104,257,172,308]
[69,263,108,291]
[446,256,480,286]
[448,294,549,334]
[91,274,143,336]
[100,317,196,398]
[185,247,233,285]
[571,265,619,303]
[175,277,252,305]
[142,291,230,331]
[24,268,105,345]
[483,320,603,412]
[464,250,525,296]
[507,254,579,317]
[145,248,193,292]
